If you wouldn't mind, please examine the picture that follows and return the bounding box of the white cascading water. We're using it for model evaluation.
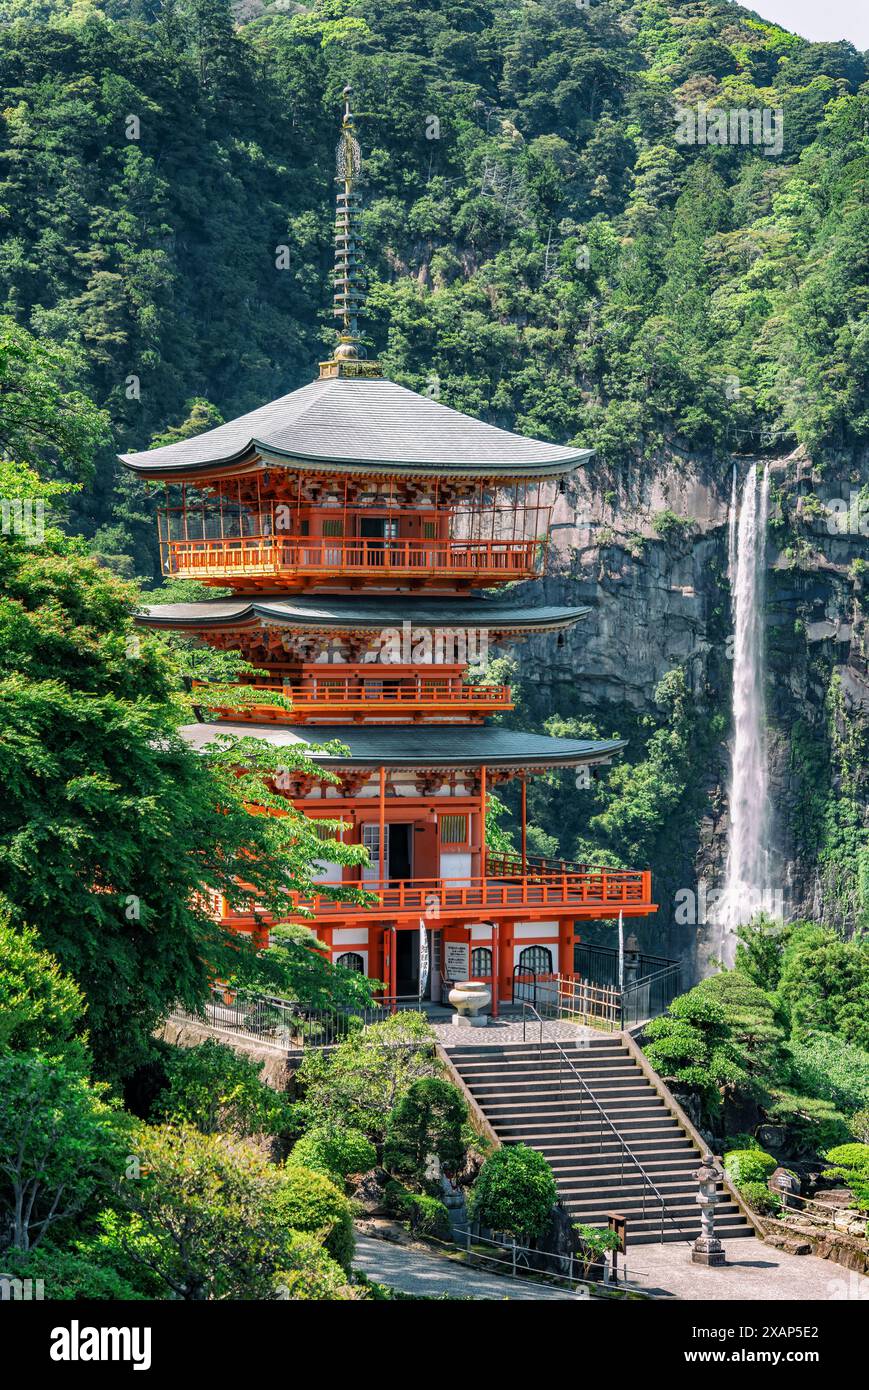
[713,462,772,965]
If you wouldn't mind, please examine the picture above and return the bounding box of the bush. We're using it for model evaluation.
[849,1109,869,1143]
[110,1124,356,1298]
[271,1164,355,1272]
[765,1090,852,1157]
[1,1244,149,1301]
[739,1181,782,1218]
[723,1148,778,1187]
[469,1146,557,1240]
[274,1232,357,1301]
[383,1179,451,1239]
[383,1078,468,1185]
[153,1040,294,1137]
[289,1126,376,1185]
[823,1143,869,1172]
[293,1011,438,1141]
[787,1034,869,1114]
[822,1143,869,1213]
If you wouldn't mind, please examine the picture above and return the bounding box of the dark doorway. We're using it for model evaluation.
[389,823,412,881]
[359,517,398,564]
[396,929,418,996]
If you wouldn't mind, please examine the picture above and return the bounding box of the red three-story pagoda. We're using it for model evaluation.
[122,90,656,1014]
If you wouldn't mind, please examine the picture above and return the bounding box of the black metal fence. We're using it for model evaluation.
[171,985,425,1050]
[620,964,682,1029]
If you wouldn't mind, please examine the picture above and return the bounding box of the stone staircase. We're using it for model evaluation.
[445,1036,755,1245]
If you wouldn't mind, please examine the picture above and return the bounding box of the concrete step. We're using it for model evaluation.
[548,1155,700,1179]
[465,1075,651,1096]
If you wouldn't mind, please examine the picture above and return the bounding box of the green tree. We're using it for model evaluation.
[110,1123,353,1298]
[0,1052,124,1251]
[152,1040,294,1137]
[383,1077,468,1184]
[777,923,869,1048]
[470,1145,557,1241]
[0,899,85,1053]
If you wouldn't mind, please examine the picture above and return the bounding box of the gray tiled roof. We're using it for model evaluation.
[178,721,625,769]
[120,377,591,478]
[137,594,590,632]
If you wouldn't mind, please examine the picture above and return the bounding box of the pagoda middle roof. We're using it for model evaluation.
[136,593,591,635]
[178,721,624,770]
[119,377,592,481]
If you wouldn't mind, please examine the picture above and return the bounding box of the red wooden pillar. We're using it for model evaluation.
[520,773,527,874]
[378,765,386,884]
[491,922,500,1019]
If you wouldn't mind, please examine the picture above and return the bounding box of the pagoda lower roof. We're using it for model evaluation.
[119,377,592,481]
[136,594,590,635]
[178,721,624,770]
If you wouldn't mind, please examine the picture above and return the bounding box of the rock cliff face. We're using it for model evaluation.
[510,449,869,984]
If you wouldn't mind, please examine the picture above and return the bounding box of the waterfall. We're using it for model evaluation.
[727,462,738,591]
[713,462,772,966]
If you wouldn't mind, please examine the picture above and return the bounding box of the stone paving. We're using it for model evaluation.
[625,1237,869,1301]
[430,1015,601,1047]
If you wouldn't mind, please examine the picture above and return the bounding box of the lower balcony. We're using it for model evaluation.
[219,860,655,929]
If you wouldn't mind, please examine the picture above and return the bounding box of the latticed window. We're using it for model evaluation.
[322,519,344,537]
[336,952,364,973]
[440,814,469,845]
[423,521,437,539]
[470,947,492,977]
[518,945,552,975]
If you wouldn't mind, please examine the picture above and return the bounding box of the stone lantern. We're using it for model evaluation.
[691,1152,726,1267]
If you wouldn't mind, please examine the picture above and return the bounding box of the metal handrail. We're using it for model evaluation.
[520,1003,693,1245]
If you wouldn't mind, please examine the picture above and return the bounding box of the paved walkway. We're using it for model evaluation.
[353,1234,580,1300]
[431,1017,601,1047]
[626,1237,869,1301]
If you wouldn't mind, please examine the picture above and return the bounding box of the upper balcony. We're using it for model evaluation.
[156,489,550,591]
[162,534,540,589]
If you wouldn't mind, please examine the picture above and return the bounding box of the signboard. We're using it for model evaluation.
[418,921,430,998]
[444,942,469,982]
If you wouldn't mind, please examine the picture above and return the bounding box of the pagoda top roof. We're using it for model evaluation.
[119,377,591,482]
[136,593,590,635]
[178,720,624,770]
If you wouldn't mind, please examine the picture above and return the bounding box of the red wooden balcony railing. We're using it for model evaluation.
[193,675,513,722]
[160,535,540,585]
[218,863,655,925]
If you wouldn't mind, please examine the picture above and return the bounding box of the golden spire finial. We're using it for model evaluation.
[320,85,381,379]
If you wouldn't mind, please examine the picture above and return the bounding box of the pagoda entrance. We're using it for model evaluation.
[393,926,433,1000]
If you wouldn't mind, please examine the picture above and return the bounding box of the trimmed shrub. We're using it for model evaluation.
[823,1143,869,1172]
[274,1232,357,1300]
[469,1145,557,1240]
[740,1182,782,1218]
[383,1078,468,1184]
[272,1164,355,1272]
[1,1244,149,1301]
[723,1148,777,1186]
[289,1126,376,1184]
[382,1179,451,1238]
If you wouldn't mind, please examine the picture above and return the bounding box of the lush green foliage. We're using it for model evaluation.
[269,1162,355,1273]
[289,1125,377,1185]
[739,1181,782,1218]
[723,1148,777,1186]
[109,1123,354,1297]
[777,924,869,1049]
[0,898,85,1053]
[469,1144,557,1240]
[152,1040,294,1137]
[0,462,366,1077]
[384,1181,452,1239]
[292,1011,439,1141]
[383,1077,468,1185]
[786,1034,869,1117]
[0,1051,125,1251]
[822,1143,869,1213]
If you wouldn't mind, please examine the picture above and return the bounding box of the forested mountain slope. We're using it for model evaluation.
[0,0,867,966]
